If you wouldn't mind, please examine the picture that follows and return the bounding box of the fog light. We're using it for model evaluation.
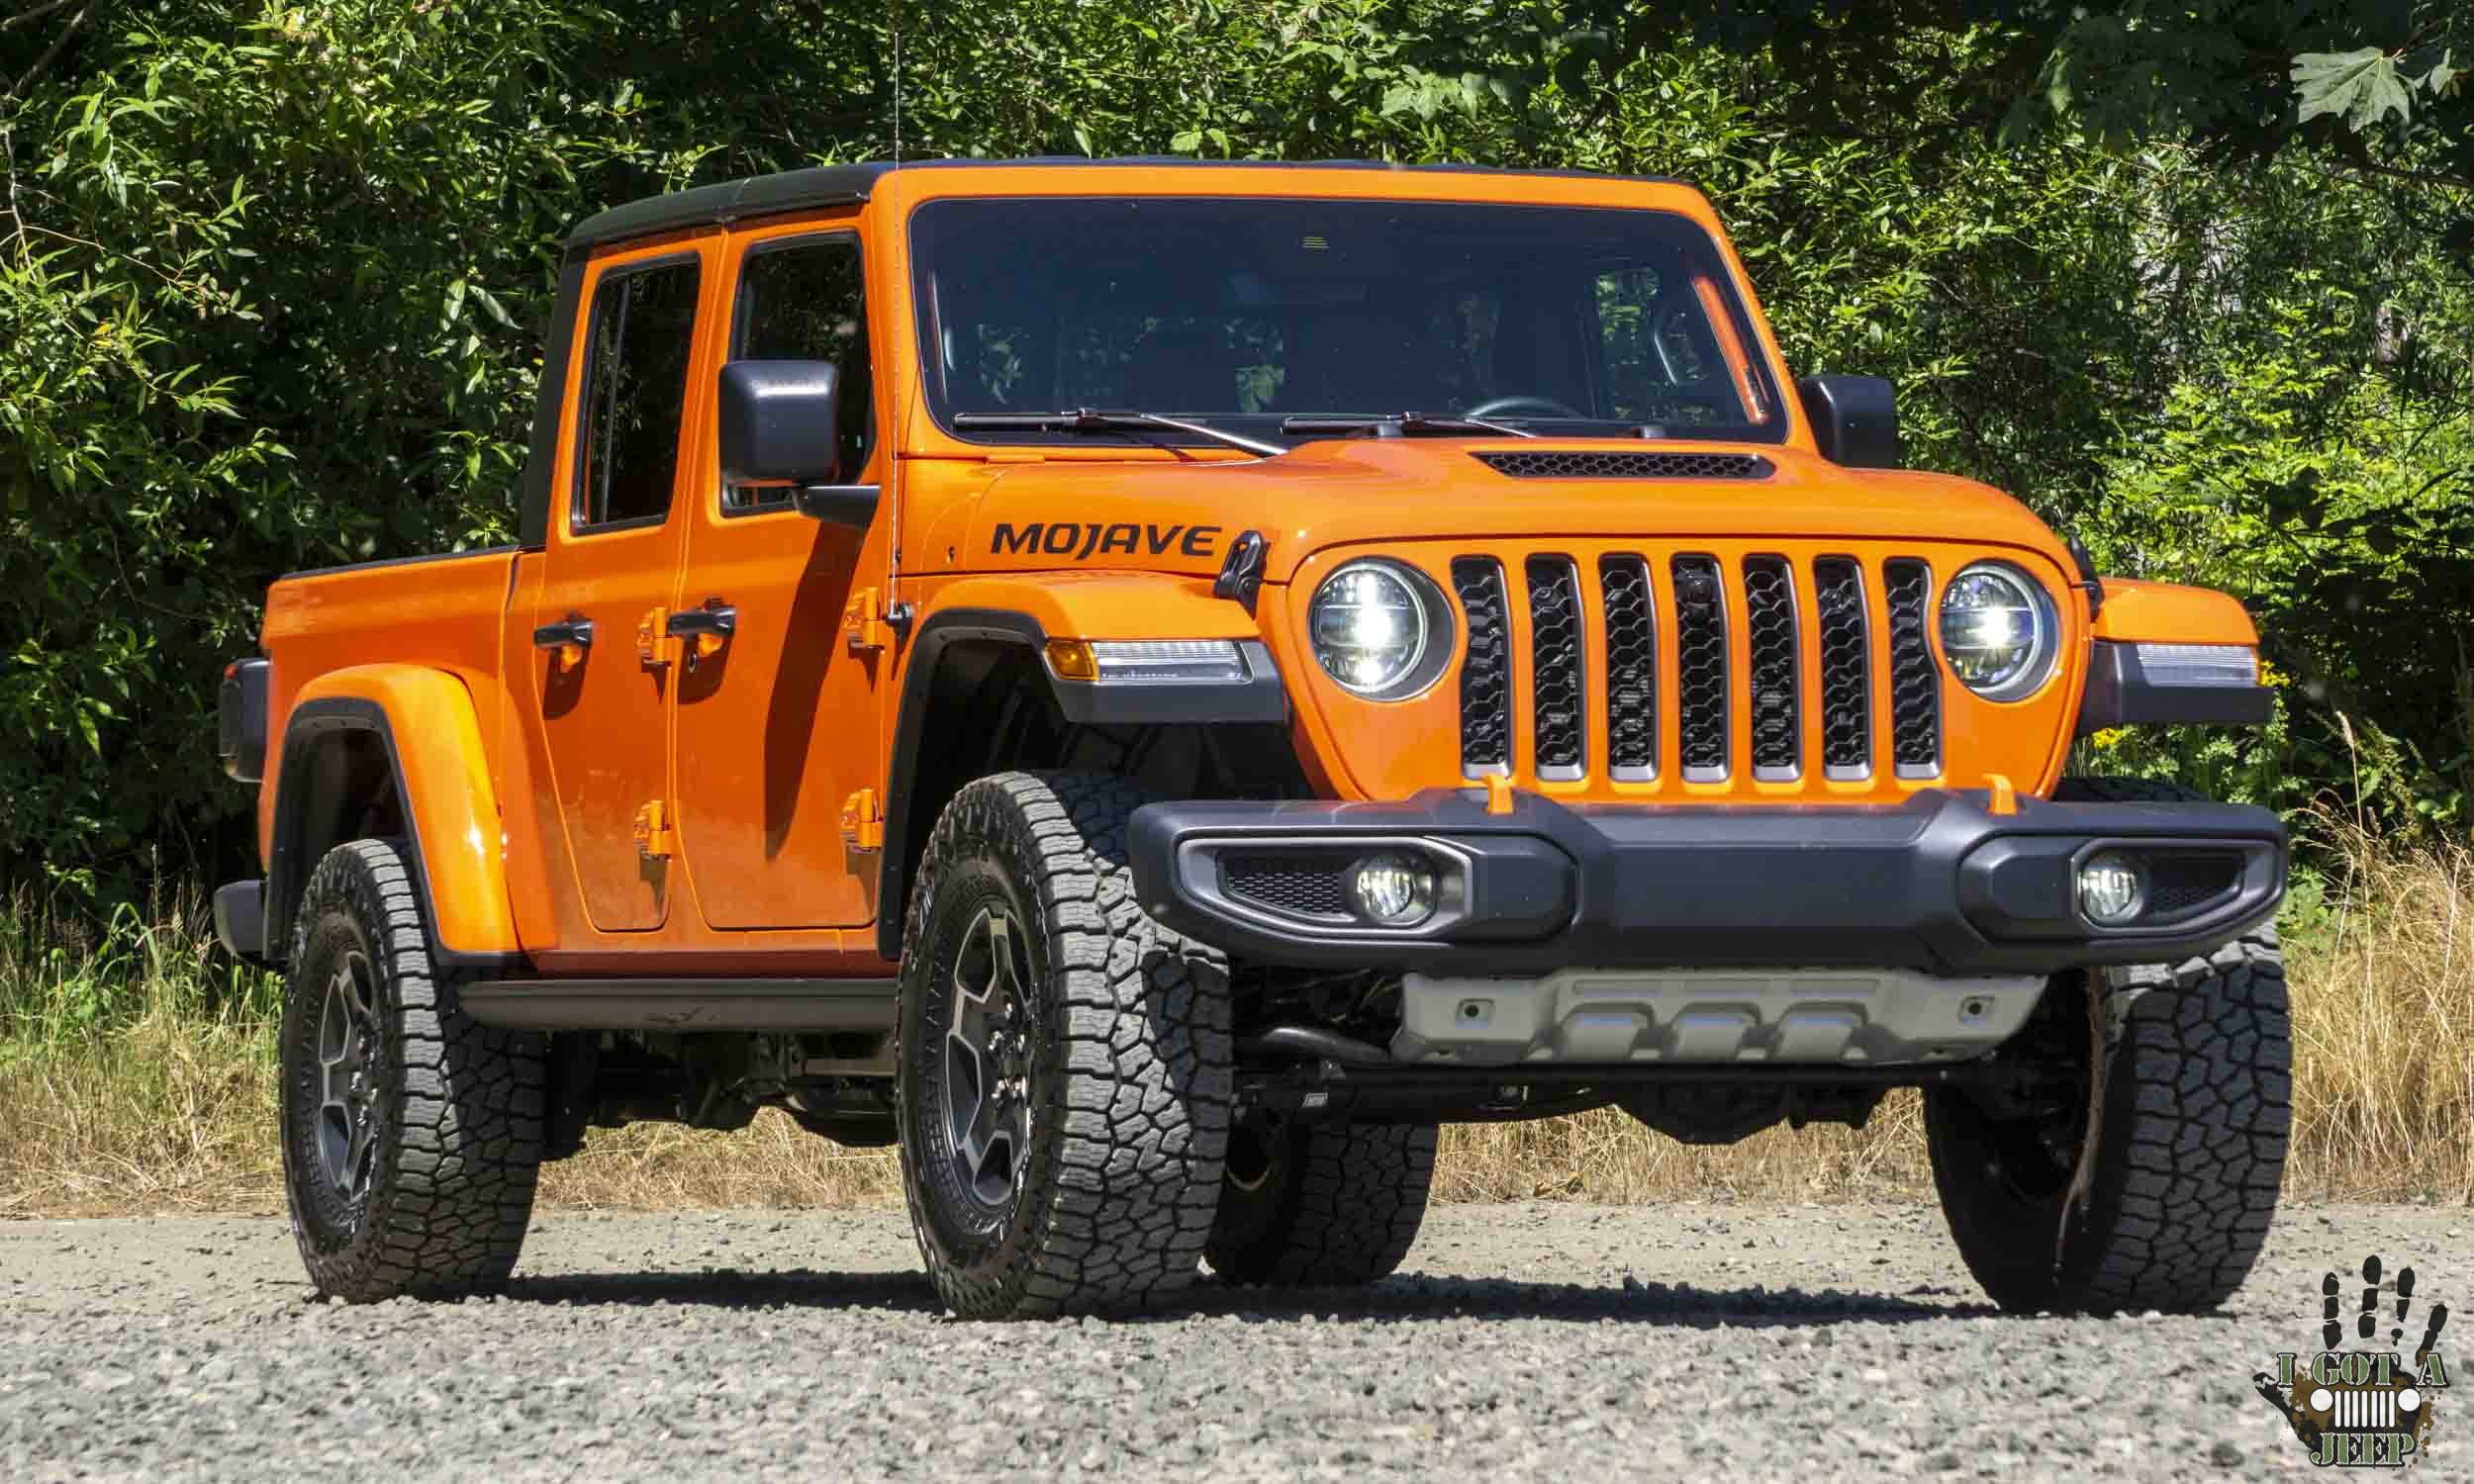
[2078,851,2148,926]
[1347,853,1436,926]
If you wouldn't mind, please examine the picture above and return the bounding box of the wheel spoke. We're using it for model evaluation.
[311,949,378,1198]
[940,904,1035,1208]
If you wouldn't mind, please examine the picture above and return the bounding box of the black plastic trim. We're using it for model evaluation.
[213,879,266,961]
[874,605,1288,959]
[519,252,588,549]
[794,483,882,528]
[561,157,1691,250]
[1127,788,2285,977]
[460,977,898,1031]
[263,697,522,973]
[2076,639,2274,734]
[218,658,270,784]
[1795,373,1901,468]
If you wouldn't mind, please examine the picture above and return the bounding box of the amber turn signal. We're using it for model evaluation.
[1044,638,1099,682]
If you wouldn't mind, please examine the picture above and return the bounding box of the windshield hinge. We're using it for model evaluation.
[843,587,894,653]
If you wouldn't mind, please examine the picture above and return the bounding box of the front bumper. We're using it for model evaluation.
[1126,788,2284,978]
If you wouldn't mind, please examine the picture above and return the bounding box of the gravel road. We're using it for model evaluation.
[4,1201,2467,1481]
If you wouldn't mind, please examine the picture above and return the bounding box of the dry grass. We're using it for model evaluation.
[5,825,2470,1217]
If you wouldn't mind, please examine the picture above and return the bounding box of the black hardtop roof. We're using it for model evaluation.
[560,156,1689,250]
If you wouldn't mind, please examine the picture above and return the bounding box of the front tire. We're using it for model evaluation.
[1207,1120,1436,1286]
[1926,777,2290,1313]
[279,839,546,1301]
[895,772,1233,1319]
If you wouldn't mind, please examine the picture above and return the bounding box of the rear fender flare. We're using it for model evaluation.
[264,667,519,967]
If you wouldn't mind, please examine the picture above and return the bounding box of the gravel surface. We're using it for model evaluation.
[4,1201,2468,1481]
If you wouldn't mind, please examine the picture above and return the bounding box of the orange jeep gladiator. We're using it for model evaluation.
[215,159,2288,1321]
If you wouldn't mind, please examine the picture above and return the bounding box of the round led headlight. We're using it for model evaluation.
[1309,560,1445,697]
[1939,562,2057,699]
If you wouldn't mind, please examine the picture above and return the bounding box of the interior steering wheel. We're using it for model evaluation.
[1464,394,1586,421]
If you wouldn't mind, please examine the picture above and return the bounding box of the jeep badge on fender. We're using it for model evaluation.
[213,157,2288,1323]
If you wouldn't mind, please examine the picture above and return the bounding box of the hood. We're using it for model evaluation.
[956,437,2068,583]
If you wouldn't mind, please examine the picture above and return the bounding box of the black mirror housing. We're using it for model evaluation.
[1796,374,1901,469]
[717,359,842,485]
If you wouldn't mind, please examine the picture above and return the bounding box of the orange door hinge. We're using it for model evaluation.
[842,587,892,654]
[637,605,675,669]
[633,799,678,859]
[839,788,885,852]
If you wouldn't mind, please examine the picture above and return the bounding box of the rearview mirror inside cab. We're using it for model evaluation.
[716,359,879,528]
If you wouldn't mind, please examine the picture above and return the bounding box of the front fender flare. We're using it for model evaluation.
[874,576,1285,959]
[265,667,518,966]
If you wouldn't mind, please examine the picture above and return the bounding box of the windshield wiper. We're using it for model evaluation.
[1280,412,1538,439]
[950,408,1285,458]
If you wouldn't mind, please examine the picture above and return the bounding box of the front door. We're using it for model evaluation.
[530,240,713,932]
[672,222,888,929]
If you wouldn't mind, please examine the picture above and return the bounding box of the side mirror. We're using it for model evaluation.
[716,359,881,529]
[1796,374,1901,469]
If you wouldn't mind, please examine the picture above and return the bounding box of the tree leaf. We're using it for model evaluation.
[2291,47,2415,131]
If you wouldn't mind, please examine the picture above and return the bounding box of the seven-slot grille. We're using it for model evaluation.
[1452,551,1945,784]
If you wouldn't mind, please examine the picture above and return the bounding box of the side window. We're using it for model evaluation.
[573,257,702,529]
[727,235,873,510]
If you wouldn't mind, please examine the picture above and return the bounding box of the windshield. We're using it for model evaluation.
[909,196,1787,446]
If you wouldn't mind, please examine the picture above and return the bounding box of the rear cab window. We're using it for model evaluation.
[572,255,703,530]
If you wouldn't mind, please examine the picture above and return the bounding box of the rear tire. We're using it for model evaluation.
[1207,1120,1437,1286]
[1925,776,2291,1314]
[279,839,546,1301]
[895,772,1233,1319]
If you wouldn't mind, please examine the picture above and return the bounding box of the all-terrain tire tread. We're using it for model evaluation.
[898,772,1232,1319]
[286,839,545,1301]
[2068,926,2291,1311]
[1209,1123,1437,1286]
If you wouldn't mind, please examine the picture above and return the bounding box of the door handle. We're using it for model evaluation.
[666,601,736,666]
[532,614,593,670]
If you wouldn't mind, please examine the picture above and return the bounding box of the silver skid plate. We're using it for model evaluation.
[1393,968,2046,1066]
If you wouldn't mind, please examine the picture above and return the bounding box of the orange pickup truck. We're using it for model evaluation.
[216,158,2289,1320]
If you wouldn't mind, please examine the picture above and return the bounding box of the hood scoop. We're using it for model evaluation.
[1473,449,1774,481]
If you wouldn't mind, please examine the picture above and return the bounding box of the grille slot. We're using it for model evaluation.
[1444,546,1952,790]
[1475,450,1773,481]
[1671,555,1731,781]
[1813,557,1871,778]
[1883,558,1941,776]
[1742,556,1800,779]
[1221,854,1350,920]
[1453,557,1513,776]
[1526,556,1587,779]
[1599,555,1658,781]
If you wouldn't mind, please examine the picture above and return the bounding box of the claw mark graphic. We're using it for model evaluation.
[2397,1268,2416,1347]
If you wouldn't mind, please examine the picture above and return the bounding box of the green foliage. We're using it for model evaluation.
[0,1,2469,911]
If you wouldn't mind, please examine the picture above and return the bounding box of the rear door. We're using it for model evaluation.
[528,236,715,932]
[671,219,889,929]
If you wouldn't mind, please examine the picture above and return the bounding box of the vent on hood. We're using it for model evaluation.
[1473,450,1774,481]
